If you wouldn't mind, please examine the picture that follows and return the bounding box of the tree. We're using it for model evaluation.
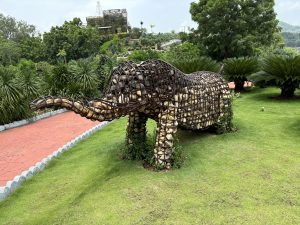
[0,13,46,64]
[0,13,36,42]
[43,18,103,63]
[68,58,99,98]
[190,0,279,60]
[168,56,220,74]
[252,55,300,97]
[0,38,21,65]
[18,35,46,62]
[224,57,258,91]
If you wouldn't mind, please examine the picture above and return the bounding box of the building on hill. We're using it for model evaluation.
[86,9,128,34]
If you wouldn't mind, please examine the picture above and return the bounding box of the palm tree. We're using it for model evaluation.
[224,57,258,92]
[57,49,67,64]
[68,58,99,98]
[0,66,22,124]
[169,56,221,74]
[254,55,300,97]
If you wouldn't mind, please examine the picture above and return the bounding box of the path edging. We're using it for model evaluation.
[0,109,68,132]
[0,121,111,201]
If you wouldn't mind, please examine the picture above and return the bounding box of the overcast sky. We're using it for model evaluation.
[0,0,299,34]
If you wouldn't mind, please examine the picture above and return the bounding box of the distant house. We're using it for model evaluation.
[86,9,128,34]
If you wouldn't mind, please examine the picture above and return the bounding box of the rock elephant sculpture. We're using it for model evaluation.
[31,59,233,169]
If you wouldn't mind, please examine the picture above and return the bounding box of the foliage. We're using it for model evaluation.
[168,56,220,74]
[214,99,236,134]
[0,60,40,124]
[43,58,100,98]
[128,27,144,39]
[68,58,99,98]
[162,42,203,62]
[190,0,280,60]
[161,42,219,73]
[0,37,21,66]
[121,129,185,170]
[224,57,259,91]
[128,49,160,62]
[18,35,46,62]
[99,35,127,55]
[139,32,180,48]
[94,55,116,93]
[0,14,46,64]
[256,45,299,59]
[36,61,54,95]
[43,18,104,63]
[0,13,36,42]
[251,55,300,97]
[16,59,40,99]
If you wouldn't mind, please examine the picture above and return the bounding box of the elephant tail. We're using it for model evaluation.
[30,96,111,121]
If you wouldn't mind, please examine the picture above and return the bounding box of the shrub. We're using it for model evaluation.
[68,58,99,98]
[252,55,300,97]
[0,61,39,125]
[94,55,116,94]
[128,49,160,62]
[224,57,259,92]
[162,42,203,62]
[168,56,220,74]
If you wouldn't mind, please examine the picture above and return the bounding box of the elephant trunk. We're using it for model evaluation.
[30,96,120,122]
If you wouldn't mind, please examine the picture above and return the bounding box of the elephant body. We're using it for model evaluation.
[32,59,232,169]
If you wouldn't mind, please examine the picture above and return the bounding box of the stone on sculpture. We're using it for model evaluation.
[31,59,232,169]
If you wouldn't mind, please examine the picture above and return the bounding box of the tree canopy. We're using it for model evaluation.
[190,0,279,60]
[0,13,36,42]
[43,18,105,64]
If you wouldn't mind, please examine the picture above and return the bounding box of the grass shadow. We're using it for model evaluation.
[285,118,300,136]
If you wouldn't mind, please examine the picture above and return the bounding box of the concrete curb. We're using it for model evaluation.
[0,121,111,201]
[0,109,68,132]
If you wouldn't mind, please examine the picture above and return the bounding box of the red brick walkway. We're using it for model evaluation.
[0,112,99,186]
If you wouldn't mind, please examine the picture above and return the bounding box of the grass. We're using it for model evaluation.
[0,87,300,225]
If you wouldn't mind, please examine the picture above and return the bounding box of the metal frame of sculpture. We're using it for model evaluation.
[31,59,232,169]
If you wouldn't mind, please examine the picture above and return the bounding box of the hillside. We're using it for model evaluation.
[279,21,300,33]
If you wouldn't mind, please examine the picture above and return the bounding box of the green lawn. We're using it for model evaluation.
[0,88,299,225]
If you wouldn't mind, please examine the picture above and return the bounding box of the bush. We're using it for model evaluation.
[0,60,40,125]
[94,55,116,94]
[251,55,300,97]
[128,49,160,62]
[162,42,203,62]
[224,57,259,92]
[161,42,219,73]
[68,58,99,98]
[168,56,220,74]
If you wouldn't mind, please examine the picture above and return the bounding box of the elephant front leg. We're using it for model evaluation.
[125,111,148,159]
[155,103,178,169]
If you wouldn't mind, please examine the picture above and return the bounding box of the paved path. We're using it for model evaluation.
[0,112,99,186]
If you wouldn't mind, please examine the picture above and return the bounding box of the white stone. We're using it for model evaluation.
[13,175,25,187]
[6,180,18,192]
[21,170,33,180]
[36,162,45,171]
[29,165,39,174]
[0,186,9,200]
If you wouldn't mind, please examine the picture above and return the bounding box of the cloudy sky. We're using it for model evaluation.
[0,0,299,33]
